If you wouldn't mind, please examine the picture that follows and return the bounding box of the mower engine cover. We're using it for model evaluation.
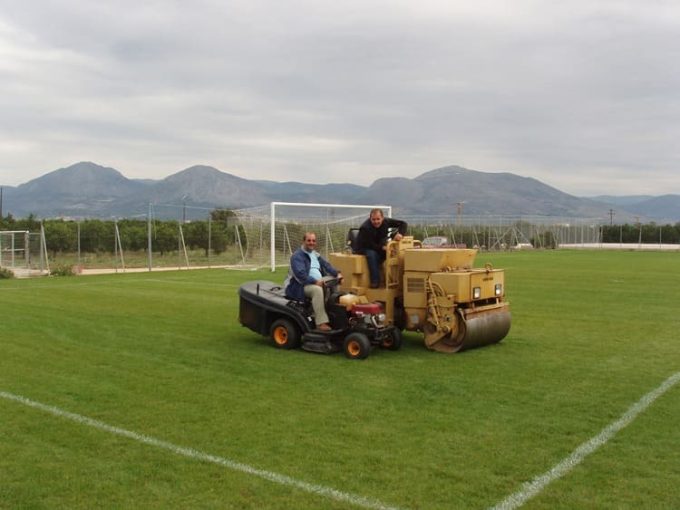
[351,303,382,316]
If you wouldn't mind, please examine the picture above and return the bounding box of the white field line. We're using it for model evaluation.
[490,371,680,510]
[0,391,401,510]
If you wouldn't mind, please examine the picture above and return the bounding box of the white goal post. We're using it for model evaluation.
[270,202,392,271]
[230,202,392,271]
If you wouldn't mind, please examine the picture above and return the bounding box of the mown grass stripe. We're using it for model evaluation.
[0,391,402,510]
[490,371,680,510]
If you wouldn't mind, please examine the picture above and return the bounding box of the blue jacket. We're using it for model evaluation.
[284,247,339,301]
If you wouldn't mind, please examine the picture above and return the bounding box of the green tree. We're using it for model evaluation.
[80,219,114,252]
[183,221,208,253]
[0,213,15,230]
[152,221,179,255]
[43,220,77,254]
[118,219,148,251]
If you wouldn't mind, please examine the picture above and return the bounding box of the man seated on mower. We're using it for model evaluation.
[356,208,408,288]
[284,232,343,331]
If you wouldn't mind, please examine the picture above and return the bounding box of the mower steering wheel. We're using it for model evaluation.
[322,276,340,288]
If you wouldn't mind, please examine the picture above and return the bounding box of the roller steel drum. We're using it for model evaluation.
[428,304,511,353]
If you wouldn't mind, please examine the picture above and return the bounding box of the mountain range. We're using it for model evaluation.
[1,161,678,223]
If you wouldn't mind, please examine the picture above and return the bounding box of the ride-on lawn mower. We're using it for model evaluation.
[238,277,401,359]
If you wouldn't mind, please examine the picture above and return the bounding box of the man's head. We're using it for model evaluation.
[302,232,317,252]
[369,208,384,228]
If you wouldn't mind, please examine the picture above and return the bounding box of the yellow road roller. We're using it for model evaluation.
[329,233,511,352]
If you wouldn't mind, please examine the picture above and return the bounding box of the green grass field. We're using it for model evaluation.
[1,250,679,509]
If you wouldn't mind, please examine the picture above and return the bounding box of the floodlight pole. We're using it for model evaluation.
[77,221,81,266]
[208,215,212,268]
[147,203,153,271]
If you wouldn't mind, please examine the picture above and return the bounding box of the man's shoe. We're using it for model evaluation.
[316,323,332,331]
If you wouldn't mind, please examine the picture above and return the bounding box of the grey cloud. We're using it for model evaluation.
[0,1,679,195]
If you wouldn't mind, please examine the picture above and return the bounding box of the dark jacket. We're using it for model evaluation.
[284,247,339,301]
[356,217,408,255]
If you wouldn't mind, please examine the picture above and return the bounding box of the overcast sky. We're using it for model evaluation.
[1,1,678,196]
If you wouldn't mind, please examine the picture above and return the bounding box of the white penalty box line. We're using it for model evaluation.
[5,372,676,510]
[490,370,680,510]
[0,391,401,510]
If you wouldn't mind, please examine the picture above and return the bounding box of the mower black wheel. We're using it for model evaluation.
[381,328,402,351]
[269,318,301,349]
[343,332,371,360]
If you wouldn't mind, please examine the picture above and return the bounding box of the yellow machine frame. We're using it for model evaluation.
[329,236,511,352]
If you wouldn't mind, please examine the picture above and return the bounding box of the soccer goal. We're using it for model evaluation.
[0,229,49,275]
[232,202,392,271]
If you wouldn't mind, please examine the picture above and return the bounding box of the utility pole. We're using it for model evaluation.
[455,201,464,226]
[608,208,615,226]
[0,186,3,220]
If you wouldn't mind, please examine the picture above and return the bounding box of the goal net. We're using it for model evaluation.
[0,230,49,274]
[232,202,392,271]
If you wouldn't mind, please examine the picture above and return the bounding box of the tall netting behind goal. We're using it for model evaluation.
[232,202,391,271]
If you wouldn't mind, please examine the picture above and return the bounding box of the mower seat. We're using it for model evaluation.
[346,228,360,253]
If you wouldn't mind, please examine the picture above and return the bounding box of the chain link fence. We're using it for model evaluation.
[3,206,679,275]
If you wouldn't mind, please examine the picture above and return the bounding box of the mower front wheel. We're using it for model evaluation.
[343,332,371,360]
[381,328,402,351]
[269,318,301,349]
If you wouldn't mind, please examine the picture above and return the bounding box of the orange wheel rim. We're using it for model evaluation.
[273,327,288,345]
[348,340,361,356]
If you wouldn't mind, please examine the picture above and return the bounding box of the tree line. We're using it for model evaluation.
[600,223,680,244]
[0,209,244,255]
[2,213,679,255]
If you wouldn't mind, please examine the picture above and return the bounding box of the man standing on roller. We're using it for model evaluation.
[356,208,408,289]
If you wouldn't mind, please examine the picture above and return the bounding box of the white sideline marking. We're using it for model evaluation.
[0,391,401,510]
[490,371,680,510]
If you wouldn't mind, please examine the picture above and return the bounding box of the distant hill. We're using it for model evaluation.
[15,162,143,197]
[614,195,680,221]
[148,165,269,207]
[590,195,655,206]
[364,166,614,218]
[589,194,680,223]
[1,161,677,222]
[254,180,366,205]
[6,162,149,217]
